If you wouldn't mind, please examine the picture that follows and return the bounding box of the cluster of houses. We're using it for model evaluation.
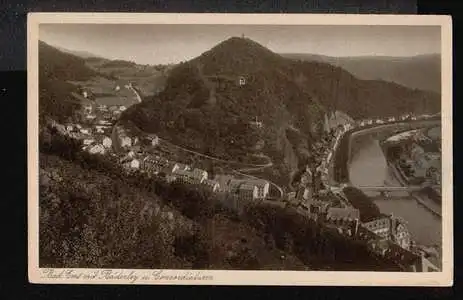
[385,128,442,187]
[285,112,427,260]
[119,150,272,211]
[356,112,438,128]
[61,91,134,155]
[46,102,440,271]
[113,124,272,211]
[62,110,117,155]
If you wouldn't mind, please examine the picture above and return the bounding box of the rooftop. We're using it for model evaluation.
[327,207,360,221]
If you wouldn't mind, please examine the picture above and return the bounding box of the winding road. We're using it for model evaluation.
[127,83,142,103]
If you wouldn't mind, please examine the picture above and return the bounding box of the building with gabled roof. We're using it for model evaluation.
[87,144,106,155]
[172,162,191,173]
[362,215,411,250]
[238,179,270,199]
[326,207,361,235]
[326,207,360,222]
[171,166,207,185]
[190,168,208,184]
[214,175,236,192]
[203,179,220,193]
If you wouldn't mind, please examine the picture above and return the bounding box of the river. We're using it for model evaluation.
[348,135,442,249]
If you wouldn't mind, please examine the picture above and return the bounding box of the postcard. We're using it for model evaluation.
[28,13,453,286]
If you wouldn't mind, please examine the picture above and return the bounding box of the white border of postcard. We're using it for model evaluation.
[27,13,453,286]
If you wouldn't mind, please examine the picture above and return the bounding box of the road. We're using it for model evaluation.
[127,83,142,103]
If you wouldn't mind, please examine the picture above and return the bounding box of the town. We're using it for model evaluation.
[44,86,441,272]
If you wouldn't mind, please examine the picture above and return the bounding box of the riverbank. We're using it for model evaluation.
[386,159,441,218]
[347,132,442,269]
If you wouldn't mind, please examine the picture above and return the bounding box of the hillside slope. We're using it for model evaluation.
[121,37,440,167]
[281,53,441,93]
[39,41,99,123]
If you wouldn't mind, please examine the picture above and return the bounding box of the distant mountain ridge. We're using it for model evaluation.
[281,53,441,93]
[54,45,102,60]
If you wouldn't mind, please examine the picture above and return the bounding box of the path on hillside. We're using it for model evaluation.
[127,83,142,103]
[113,122,284,197]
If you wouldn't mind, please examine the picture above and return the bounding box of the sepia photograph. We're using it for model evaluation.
[28,13,453,286]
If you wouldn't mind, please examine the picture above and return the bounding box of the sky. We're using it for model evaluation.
[39,24,440,65]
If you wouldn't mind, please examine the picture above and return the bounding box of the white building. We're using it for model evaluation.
[88,144,106,155]
[102,137,112,148]
[98,120,112,126]
[120,136,132,148]
[130,159,140,169]
[203,179,220,192]
[303,187,313,201]
[83,139,94,146]
[80,128,90,135]
[171,163,191,173]
[119,106,127,111]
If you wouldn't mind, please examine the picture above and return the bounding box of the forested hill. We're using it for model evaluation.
[121,37,440,164]
[281,53,441,94]
[38,41,100,123]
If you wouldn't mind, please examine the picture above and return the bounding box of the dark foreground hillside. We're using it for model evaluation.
[39,152,307,270]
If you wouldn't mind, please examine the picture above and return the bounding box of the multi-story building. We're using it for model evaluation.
[120,136,132,149]
[190,168,208,184]
[171,163,191,173]
[142,156,164,174]
[362,215,411,250]
[87,144,106,155]
[172,169,194,185]
[213,175,235,192]
[171,167,208,185]
[302,187,313,201]
[325,207,360,235]
[326,207,360,224]
[203,179,220,193]
[237,184,259,202]
[303,198,331,215]
[245,179,270,199]
[102,137,112,149]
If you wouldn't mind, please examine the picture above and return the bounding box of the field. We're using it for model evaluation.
[84,58,171,97]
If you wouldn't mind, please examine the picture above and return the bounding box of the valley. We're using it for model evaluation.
[37,36,442,272]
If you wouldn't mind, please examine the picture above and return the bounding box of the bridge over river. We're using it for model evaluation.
[347,124,442,263]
